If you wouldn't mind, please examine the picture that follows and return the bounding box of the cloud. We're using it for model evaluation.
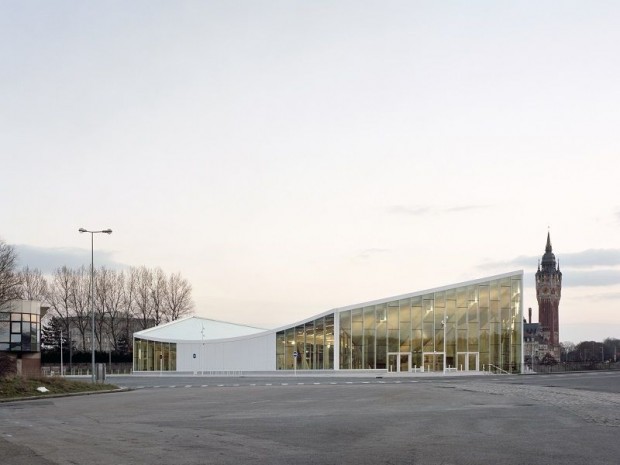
[386,206,431,216]
[482,249,620,271]
[573,291,620,302]
[386,205,490,217]
[562,270,620,287]
[479,249,620,288]
[560,249,620,268]
[354,248,390,260]
[13,244,126,274]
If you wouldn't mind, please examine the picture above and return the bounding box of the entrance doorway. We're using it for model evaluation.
[422,352,444,372]
[456,352,479,371]
[387,352,411,372]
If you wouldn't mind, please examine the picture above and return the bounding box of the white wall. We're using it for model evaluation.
[176,331,276,372]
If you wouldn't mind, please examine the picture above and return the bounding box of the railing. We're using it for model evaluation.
[485,364,510,375]
[42,363,133,376]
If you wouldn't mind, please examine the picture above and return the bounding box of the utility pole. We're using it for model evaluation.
[60,329,64,376]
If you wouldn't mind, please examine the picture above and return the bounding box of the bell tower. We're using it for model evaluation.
[535,232,562,360]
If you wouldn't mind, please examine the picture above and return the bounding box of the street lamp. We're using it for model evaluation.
[79,228,112,383]
[441,316,448,374]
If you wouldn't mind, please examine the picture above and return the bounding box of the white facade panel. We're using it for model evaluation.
[176,332,276,372]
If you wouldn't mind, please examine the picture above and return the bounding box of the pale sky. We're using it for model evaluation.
[2,1,619,343]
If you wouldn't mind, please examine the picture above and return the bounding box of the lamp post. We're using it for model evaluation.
[60,329,64,376]
[441,316,448,374]
[79,228,112,383]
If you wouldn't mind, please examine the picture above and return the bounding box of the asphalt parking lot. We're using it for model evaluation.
[1,372,619,465]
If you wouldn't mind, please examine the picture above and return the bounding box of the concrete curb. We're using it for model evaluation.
[0,387,130,404]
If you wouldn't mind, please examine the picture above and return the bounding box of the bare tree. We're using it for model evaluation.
[133,266,154,330]
[150,268,167,326]
[120,267,138,347]
[17,266,48,302]
[94,267,110,351]
[47,266,76,346]
[0,238,21,306]
[165,272,194,321]
[70,266,92,351]
[102,268,125,351]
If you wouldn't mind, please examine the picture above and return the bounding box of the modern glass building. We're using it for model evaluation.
[134,271,523,374]
[276,271,523,373]
[0,300,48,376]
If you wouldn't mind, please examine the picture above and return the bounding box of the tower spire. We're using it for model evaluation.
[545,231,552,253]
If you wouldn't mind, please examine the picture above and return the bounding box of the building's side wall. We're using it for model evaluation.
[175,332,276,372]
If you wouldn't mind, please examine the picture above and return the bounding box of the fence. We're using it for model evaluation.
[532,361,620,373]
[42,362,133,376]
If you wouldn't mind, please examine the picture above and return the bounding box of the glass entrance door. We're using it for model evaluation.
[387,352,411,372]
[457,352,480,371]
[422,353,444,372]
[468,353,479,371]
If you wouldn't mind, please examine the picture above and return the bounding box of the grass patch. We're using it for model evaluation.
[0,376,118,400]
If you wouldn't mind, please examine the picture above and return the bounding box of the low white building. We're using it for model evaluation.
[133,271,525,374]
[133,317,271,372]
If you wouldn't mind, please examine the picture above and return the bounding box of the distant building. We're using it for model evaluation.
[523,307,543,368]
[0,300,48,376]
[535,232,562,360]
[58,315,156,353]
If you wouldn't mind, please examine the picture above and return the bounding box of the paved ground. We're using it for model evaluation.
[1,372,619,464]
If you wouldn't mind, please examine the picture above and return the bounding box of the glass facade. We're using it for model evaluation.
[276,314,335,370]
[134,338,177,371]
[338,275,522,373]
[0,308,40,352]
[276,273,523,373]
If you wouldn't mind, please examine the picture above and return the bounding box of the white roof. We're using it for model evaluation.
[133,316,266,342]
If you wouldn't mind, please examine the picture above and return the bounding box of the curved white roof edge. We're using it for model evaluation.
[133,315,267,343]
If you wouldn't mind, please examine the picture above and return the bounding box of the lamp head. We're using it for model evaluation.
[79,228,87,233]
[102,229,113,234]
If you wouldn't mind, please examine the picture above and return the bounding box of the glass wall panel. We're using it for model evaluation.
[295,325,305,369]
[314,318,324,370]
[435,291,445,308]
[445,324,456,368]
[412,305,422,328]
[325,314,334,369]
[456,287,467,308]
[399,299,411,353]
[387,303,399,330]
[352,309,363,369]
[285,328,295,369]
[276,331,285,370]
[340,311,351,369]
[375,304,386,369]
[423,323,434,351]
[490,280,499,301]
[479,286,489,308]
[446,299,456,323]
[457,329,467,351]
[468,323,479,351]
[170,344,176,371]
[363,307,375,368]
[423,299,434,322]
[500,285,511,309]
[363,329,375,369]
[0,322,9,342]
[388,329,399,352]
[305,321,315,370]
